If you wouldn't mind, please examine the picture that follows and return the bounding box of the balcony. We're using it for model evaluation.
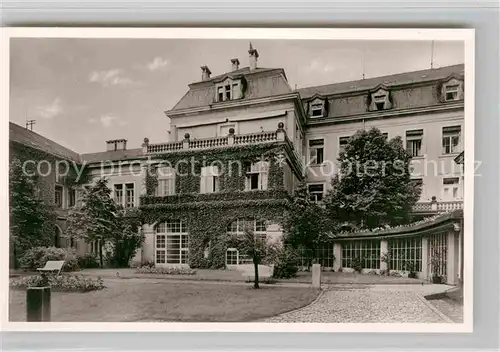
[413,200,463,213]
[144,130,282,155]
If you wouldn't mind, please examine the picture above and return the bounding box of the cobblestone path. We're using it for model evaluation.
[264,285,450,323]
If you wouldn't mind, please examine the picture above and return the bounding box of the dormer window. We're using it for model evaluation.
[374,95,386,110]
[309,98,327,118]
[216,78,242,102]
[445,84,459,101]
[369,88,392,111]
[441,78,464,102]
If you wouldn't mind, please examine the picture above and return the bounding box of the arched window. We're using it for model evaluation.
[155,220,189,265]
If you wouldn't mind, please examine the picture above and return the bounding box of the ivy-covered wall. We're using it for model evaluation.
[140,143,297,268]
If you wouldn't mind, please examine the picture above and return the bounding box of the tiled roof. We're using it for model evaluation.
[297,64,465,99]
[170,67,292,111]
[81,148,144,164]
[9,122,81,163]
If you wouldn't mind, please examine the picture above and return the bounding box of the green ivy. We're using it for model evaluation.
[140,143,293,269]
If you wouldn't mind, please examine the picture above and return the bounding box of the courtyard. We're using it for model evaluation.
[9,271,462,323]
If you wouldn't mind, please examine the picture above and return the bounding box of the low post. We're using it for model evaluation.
[312,264,321,289]
[26,274,51,322]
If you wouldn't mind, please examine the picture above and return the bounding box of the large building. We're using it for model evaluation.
[10,45,465,284]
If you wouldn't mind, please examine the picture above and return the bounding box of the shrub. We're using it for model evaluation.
[351,257,364,273]
[77,253,100,269]
[390,271,402,277]
[10,274,105,292]
[135,266,197,275]
[367,270,379,275]
[272,247,299,279]
[19,247,79,272]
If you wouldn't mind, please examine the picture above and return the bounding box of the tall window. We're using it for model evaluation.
[406,129,423,157]
[444,84,459,101]
[226,218,267,266]
[308,184,324,202]
[55,185,63,208]
[200,165,220,193]
[341,240,380,269]
[156,166,176,196]
[309,139,324,165]
[442,126,461,154]
[217,86,224,102]
[442,177,460,200]
[246,161,269,191]
[427,232,448,278]
[114,183,135,207]
[155,220,189,264]
[388,237,422,272]
[68,188,76,207]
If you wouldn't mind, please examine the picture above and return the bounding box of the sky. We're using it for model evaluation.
[9,38,464,154]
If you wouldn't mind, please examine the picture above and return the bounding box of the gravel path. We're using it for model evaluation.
[264,285,448,323]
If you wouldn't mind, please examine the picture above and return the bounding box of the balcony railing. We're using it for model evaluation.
[145,130,282,155]
[413,200,463,213]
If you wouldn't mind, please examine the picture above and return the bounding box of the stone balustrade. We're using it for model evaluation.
[144,124,286,155]
[414,200,463,213]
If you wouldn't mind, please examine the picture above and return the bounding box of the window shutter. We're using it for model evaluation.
[260,162,269,190]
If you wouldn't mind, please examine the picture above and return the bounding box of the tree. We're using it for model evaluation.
[282,182,331,268]
[66,178,118,267]
[109,207,144,267]
[324,127,421,230]
[9,158,57,267]
[229,225,269,289]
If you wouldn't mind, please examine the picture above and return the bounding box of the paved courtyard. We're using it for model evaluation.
[263,284,456,323]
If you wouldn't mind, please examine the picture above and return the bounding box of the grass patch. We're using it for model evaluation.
[9,279,318,322]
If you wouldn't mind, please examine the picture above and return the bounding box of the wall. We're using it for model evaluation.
[304,109,464,203]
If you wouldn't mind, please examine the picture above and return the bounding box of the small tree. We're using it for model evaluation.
[9,158,56,267]
[324,127,421,230]
[282,182,331,269]
[230,225,269,289]
[66,178,118,267]
[109,207,144,267]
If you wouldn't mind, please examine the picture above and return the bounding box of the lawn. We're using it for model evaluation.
[9,279,319,322]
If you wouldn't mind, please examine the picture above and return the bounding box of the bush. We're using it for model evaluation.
[10,274,105,292]
[135,266,197,275]
[19,247,79,272]
[408,271,418,279]
[351,257,364,273]
[77,253,100,269]
[272,247,299,279]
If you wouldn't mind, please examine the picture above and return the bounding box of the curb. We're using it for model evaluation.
[416,293,454,323]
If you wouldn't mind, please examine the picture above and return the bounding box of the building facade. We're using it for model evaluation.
[10,45,465,283]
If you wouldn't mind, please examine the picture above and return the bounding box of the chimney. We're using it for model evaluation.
[230,58,240,71]
[201,65,211,80]
[248,42,259,71]
[106,139,127,151]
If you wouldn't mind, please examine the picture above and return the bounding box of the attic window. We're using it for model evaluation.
[216,79,242,102]
[309,99,326,118]
[374,95,386,110]
[369,89,392,111]
[445,85,459,101]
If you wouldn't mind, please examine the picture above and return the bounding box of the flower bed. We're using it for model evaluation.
[135,266,196,275]
[10,274,105,292]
